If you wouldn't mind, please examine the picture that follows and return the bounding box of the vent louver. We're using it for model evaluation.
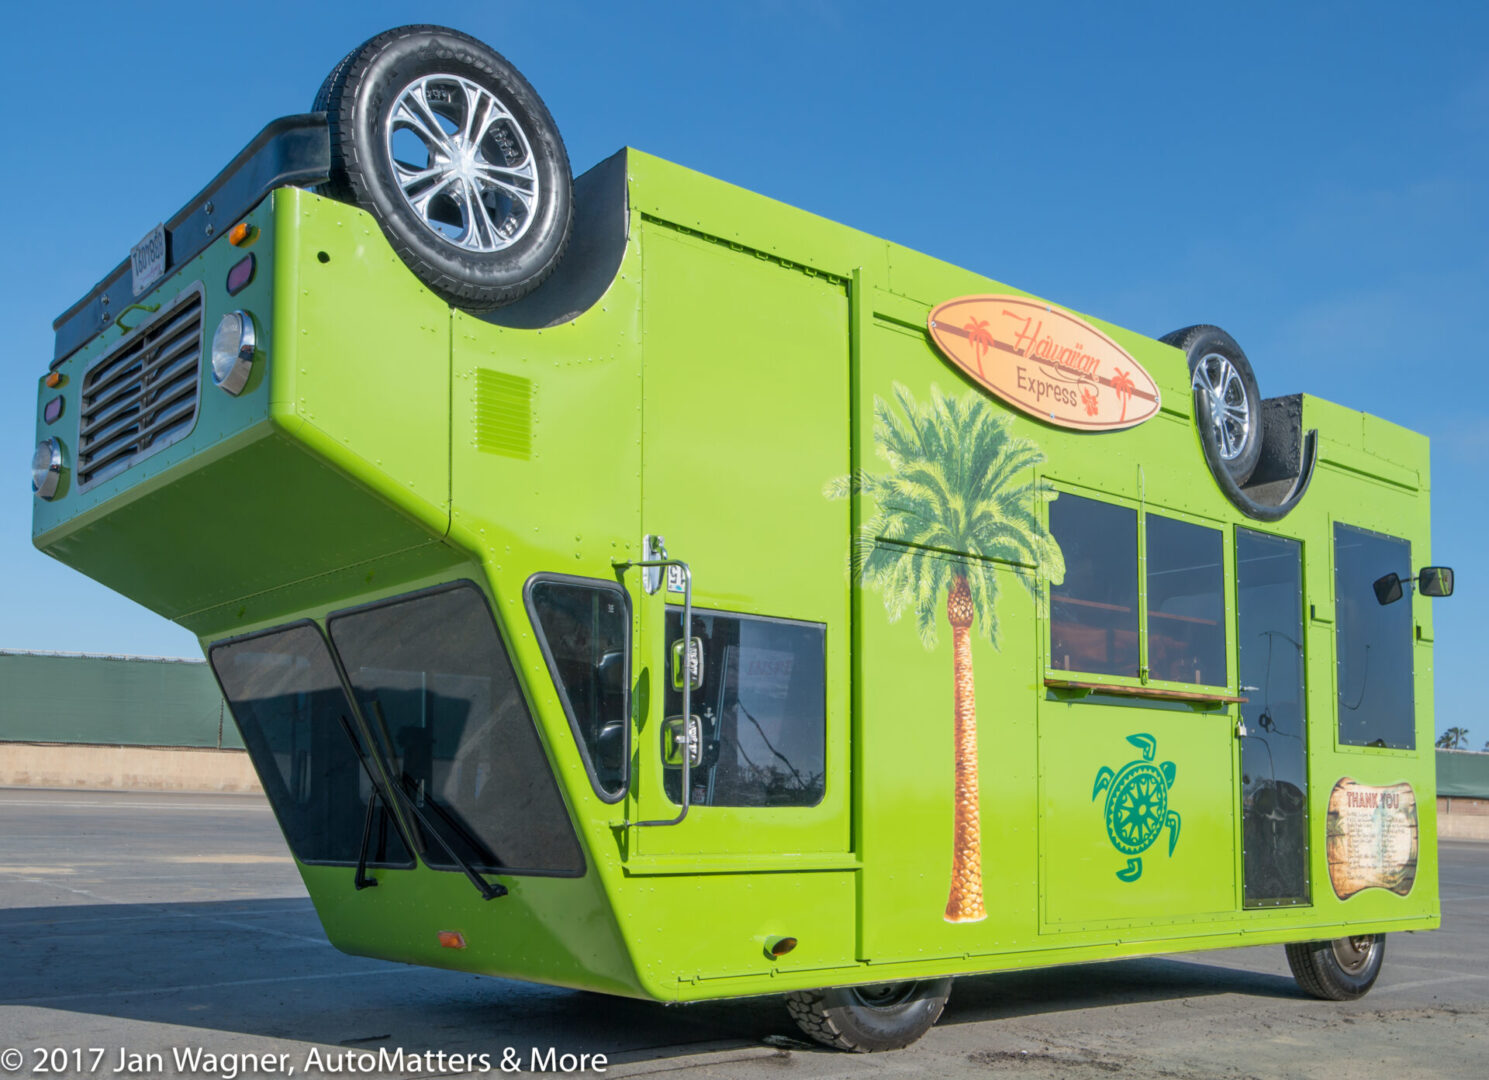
[77,286,204,490]
[474,369,532,459]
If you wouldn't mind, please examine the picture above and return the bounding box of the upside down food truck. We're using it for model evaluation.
[31,25,1455,1051]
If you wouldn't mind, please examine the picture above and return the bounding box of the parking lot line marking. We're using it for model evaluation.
[0,798,270,812]
[11,876,328,946]
[1377,973,1489,994]
[0,913,196,929]
[5,966,409,1006]
[1382,959,1489,978]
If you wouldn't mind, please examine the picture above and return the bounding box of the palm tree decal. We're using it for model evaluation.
[1110,368,1135,422]
[826,383,1065,922]
[963,318,994,375]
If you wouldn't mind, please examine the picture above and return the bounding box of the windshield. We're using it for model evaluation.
[210,623,411,868]
[328,582,585,877]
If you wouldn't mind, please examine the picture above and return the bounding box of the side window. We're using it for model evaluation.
[210,623,411,869]
[1335,524,1415,749]
[663,609,826,808]
[1146,515,1227,687]
[1049,494,1139,677]
[526,576,631,801]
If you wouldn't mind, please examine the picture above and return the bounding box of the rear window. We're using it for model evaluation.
[1049,494,1140,677]
[1335,524,1415,749]
[210,623,410,868]
[1145,514,1227,687]
[328,582,585,876]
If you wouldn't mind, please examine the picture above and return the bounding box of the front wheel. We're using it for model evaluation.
[785,978,952,1052]
[1285,934,1385,1000]
[315,25,573,310]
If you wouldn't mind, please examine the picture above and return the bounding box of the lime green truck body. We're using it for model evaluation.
[33,146,1440,1002]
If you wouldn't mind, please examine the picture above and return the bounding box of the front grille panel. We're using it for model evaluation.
[77,285,203,490]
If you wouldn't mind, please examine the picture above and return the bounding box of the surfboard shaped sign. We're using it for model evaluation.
[928,295,1161,431]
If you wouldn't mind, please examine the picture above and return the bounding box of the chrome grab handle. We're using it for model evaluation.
[614,544,694,828]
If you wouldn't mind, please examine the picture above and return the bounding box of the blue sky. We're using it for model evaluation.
[1,1,1483,741]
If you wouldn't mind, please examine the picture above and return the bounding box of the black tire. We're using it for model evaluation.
[1285,934,1385,1001]
[315,25,572,310]
[1160,324,1263,485]
[785,978,951,1052]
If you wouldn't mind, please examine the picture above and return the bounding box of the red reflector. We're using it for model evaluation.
[44,396,64,424]
[437,931,467,950]
[226,253,256,296]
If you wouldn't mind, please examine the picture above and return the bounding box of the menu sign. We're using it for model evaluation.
[1326,778,1419,900]
[928,295,1160,431]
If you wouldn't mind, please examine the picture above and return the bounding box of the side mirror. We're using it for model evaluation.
[1419,566,1455,597]
[661,714,703,768]
[670,636,704,692]
[1372,573,1404,606]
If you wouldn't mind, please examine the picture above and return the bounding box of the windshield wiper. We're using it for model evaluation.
[334,710,506,901]
[334,712,410,893]
[385,773,507,901]
[361,701,507,902]
[353,788,382,891]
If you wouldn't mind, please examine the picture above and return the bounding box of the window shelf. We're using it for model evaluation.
[1043,676,1246,705]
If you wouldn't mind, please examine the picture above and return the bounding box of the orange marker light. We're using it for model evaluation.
[44,372,63,388]
[765,935,798,959]
[437,931,467,950]
[228,223,254,247]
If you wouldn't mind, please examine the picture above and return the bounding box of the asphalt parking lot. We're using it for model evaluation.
[1,787,1485,1078]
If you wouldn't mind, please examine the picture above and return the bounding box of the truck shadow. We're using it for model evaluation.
[2,896,1300,1063]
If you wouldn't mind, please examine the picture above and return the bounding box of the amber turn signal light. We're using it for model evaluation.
[45,372,64,388]
[764,935,797,959]
[437,931,467,950]
[228,222,255,247]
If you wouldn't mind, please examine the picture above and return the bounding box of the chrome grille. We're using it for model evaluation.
[77,285,203,490]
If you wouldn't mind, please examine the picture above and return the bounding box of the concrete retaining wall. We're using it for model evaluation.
[0,742,260,793]
[1438,795,1489,841]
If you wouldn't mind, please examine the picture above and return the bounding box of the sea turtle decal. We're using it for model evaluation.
[1092,733,1180,882]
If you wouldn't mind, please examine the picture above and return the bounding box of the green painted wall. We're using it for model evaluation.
[0,650,237,749]
[1438,750,1489,798]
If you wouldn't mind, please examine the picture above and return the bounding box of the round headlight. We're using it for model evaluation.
[211,310,257,395]
[32,438,62,500]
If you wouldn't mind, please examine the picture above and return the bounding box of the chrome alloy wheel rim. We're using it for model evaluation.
[1191,352,1252,461]
[384,73,539,253]
[1331,935,1377,974]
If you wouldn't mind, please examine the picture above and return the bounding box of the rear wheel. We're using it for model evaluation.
[1285,934,1385,1000]
[314,25,573,310]
[1160,324,1263,485]
[785,978,952,1052]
